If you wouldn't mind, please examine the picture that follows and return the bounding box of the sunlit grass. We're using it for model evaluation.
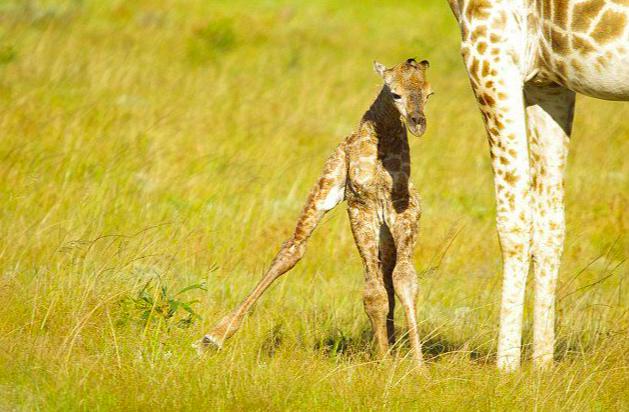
[0,0,627,410]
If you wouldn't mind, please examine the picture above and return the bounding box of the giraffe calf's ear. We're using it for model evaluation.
[419,60,430,69]
[373,61,386,77]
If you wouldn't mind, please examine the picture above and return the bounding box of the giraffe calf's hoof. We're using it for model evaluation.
[194,335,222,355]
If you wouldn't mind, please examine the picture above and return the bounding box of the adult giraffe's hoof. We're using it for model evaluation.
[496,354,520,373]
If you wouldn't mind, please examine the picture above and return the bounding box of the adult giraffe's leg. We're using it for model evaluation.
[484,79,531,372]
[200,143,347,349]
[458,10,531,370]
[524,83,575,368]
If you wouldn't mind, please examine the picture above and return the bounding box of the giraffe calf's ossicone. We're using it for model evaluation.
[199,58,433,365]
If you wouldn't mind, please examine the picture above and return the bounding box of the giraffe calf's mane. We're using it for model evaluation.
[199,58,434,365]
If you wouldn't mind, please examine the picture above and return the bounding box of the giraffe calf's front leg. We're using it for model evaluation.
[392,261,423,365]
[390,199,423,366]
[363,276,393,358]
[349,209,394,359]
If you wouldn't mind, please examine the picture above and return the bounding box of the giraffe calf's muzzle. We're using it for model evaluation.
[407,114,426,137]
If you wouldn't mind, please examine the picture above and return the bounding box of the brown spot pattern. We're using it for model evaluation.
[591,10,627,45]
[465,0,491,21]
[504,171,520,186]
[572,34,596,54]
[572,0,605,32]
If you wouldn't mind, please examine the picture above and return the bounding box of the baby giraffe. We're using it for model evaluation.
[200,58,433,364]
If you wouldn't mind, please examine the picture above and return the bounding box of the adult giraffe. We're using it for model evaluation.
[446,0,629,371]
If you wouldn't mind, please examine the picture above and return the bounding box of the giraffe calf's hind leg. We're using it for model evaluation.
[200,242,306,349]
[199,143,348,351]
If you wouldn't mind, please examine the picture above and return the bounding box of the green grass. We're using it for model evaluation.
[0,0,627,410]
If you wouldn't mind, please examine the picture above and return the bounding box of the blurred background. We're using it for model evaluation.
[0,0,627,409]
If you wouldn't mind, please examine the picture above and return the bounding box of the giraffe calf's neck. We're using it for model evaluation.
[199,58,433,365]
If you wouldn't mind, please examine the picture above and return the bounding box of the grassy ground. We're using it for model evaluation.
[1,0,627,410]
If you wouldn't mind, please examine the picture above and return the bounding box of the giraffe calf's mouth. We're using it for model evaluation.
[406,118,426,137]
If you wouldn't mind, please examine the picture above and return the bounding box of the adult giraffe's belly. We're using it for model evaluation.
[538,7,629,101]
[563,51,629,101]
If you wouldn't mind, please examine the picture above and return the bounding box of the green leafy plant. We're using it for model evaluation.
[120,277,207,329]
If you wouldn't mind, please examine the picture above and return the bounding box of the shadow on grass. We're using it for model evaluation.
[311,325,492,363]
[421,336,486,362]
[260,324,285,358]
[247,322,611,366]
[313,327,373,358]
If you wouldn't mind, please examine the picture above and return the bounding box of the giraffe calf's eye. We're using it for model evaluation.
[391,93,402,100]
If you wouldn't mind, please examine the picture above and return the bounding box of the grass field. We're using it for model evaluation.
[1,0,627,410]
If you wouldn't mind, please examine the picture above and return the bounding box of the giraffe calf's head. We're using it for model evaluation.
[374,58,433,136]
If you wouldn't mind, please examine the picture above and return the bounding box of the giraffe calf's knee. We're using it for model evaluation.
[392,265,418,298]
[272,241,306,273]
[363,280,389,316]
[284,242,306,264]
